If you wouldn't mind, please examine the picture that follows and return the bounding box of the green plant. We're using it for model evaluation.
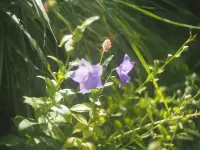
[1,1,200,150]
[1,15,200,150]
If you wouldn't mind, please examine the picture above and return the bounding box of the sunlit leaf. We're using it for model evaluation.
[70,103,93,112]
[81,142,96,150]
[73,16,99,43]
[148,141,161,150]
[72,114,88,125]
[135,86,146,94]
[59,34,73,47]
[83,127,94,139]
[119,1,200,30]
[63,137,82,148]
[34,0,57,41]
[37,76,58,96]
[73,122,87,134]
[83,16,100,26]
[50,112,67,123]
[24,96,48,110]
[93,126,104,138]
[158,125,168,137]
[102,55,114,68]
[51,105,71,117]
[64,39,74,52]
[54,92,63,102]
[58,89,75,97]
[18,119,37,131]
[49,125,66,141]
[104,82,113,87]
[69,59,82,68]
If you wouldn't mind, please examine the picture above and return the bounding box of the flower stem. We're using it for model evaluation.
[99,51,104,64]
[65,54,70,67]
[101,68,116,91]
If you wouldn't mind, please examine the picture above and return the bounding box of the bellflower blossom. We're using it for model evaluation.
[70,59,103,94]
[116,54,134,87]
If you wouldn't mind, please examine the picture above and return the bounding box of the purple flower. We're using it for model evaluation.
[116,54,134,87]
[70,59,103,94]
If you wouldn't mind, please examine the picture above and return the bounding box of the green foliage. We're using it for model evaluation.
[2,15,200,149]
[2,0,200,150]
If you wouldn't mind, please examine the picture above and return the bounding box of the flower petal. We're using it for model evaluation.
[79,75,102,94]
[92,65,103,76]
[116,64,123,75]
[119,74,130,88]
[79,82,89,94]
[116,54,134,88]
[121,54,134,73]
[85,75,102,89]
[81,59,92,68]
[71,58,103,94]
[70,66,89,83]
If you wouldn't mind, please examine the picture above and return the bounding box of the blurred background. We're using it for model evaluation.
[1,0,200,149]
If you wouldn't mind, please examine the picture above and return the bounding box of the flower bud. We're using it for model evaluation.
[102,39,112,52]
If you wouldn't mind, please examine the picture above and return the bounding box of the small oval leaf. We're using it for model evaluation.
[70,103,93,112]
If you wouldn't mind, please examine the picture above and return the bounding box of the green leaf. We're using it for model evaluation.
[114,120,123,129]
[81,142,96,150]
[47,55,64,67]
[169,125,177,133]
[7,12,49,67]
[0,134,24,146]
[38,115,48,124]
[104,82,113,87]
[89,97,101,106]
[69,59,82,68]
[50,112,67,123]
[37,76,58,97]
[73,122,87,134]
[70,103,93,112]
[83,16,100,27]
[83,127,95,139]
[59,34,73,47]
[119,1,200,30]
[135,86,146,94]
[50,105,72,123]
[51,105,71,117]
[102,55,114,68]
[177,132,193,141]
[24,96,48,110]
[93,126,104,138]
[18,119,37,131]
[37,76,57,87]
[158,125,168,137]
[64,39,74,53]
[72,114,88,125]
[73,26,85,43]
[34,0,57,41]
[185,128,200,138]
[44,125,66,141]
[54,92,63,103]
[73,16,99,43]
[63,137,82,148]
[58,89,75,96]
[148,141,161,150]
